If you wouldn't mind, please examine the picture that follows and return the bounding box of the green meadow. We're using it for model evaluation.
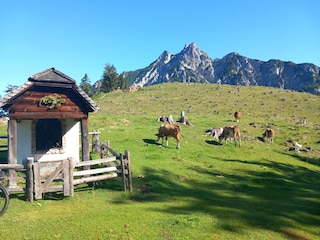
[0,83,319,240]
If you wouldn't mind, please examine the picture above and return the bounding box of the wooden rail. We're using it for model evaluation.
[73,156,120,186]
[0,163,25,193]
[0,164,24,170]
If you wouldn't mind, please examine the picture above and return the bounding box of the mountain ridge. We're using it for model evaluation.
[124,42,320,95]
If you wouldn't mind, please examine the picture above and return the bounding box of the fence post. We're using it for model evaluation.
[124,150,132,192]
[120,153,127,191]
[91,130,100,153]
[26,157,34,202]
[33,162,42,199]
[68,158,74,197]
[63,159,70,196]
[99,141,103,159]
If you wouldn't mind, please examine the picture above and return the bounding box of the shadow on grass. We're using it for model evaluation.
[111,155,320,238]
[257,136,265,142]
[205,139,221,145]
[281,151,320,168]
[143,138,162,146]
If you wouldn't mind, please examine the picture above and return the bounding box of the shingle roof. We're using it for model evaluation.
[0,67,99,112]
[29,67,76,84]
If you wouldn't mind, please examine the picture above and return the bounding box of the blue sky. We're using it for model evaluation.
[0,0,319,95]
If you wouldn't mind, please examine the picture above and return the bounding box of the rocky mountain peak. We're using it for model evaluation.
[180,42,205,60]
[182,42,198,53]
[158,50,172,64]
[127,43,320,94]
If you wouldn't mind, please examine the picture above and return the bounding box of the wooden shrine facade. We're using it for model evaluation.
[0,68,99,190]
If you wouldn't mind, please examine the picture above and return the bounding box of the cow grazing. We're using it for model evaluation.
[234,111,242,122]
[156,124,181,149]
[219,126,241,147]
[204,127,224,140]
[262,128,275,143]
[157,115,174,124]
[204,128,216,137]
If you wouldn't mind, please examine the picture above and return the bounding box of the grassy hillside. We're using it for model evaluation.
[1,83,319,240]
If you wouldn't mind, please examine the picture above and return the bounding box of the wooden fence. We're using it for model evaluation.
[0,132,132,202]
[73,150,132,191]
[24,152,132,201]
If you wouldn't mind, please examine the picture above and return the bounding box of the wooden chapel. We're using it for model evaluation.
[0,67,99,190]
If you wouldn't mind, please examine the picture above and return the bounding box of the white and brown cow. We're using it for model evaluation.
[156,124,181,149]
[204,127,224,140]
[234,111,242,122]
[157,115,174,124]
[219,125,241,147]
[262,128,275,143]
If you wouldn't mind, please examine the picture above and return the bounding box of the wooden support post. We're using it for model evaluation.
[63,159,70,196]
[68,158,74,197]
[69,158,74,196]
[125,150,133,192]
[81,118,90,171]
[26,157,34,202]
[100,142,103,159]
[33,162,42,200]
[120,153,126,191]
[8,119,17,190]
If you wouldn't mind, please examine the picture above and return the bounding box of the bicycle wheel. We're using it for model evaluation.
[0,185,9,216]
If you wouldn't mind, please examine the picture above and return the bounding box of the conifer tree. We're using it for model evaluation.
[101,64,128,92]
[101,64,118,92]
[79,73,94,96]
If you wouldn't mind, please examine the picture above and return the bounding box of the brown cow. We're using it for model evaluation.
[234,111,242,122]
[156,124,181,149]
[219,126,241,147]
[262,128,275,143]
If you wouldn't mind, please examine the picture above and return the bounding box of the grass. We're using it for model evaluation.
[0,83,319,239]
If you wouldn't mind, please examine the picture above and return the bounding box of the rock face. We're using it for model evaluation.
[126,42,320,94]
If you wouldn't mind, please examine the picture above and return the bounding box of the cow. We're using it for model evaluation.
[219,126,241,147]
[156,124,181,149]
[234,111,242,122]
[157,115,174,124]
[204,127,224,140]
[262,128,275,143]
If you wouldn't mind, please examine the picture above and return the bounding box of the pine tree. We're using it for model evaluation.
[79,74,94,96]
[101,64,119,92]
[118,72,128,89]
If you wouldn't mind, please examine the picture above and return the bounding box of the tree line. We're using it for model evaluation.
[79,63,128,97]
